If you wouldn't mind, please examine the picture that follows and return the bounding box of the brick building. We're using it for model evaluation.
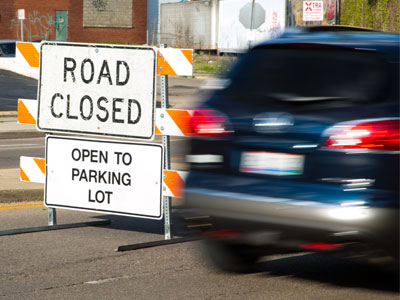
[0,0,147,44]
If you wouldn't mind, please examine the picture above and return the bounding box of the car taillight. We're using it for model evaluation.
[189,109,232,137]
[323,119,400,151]
[300,242,342,250]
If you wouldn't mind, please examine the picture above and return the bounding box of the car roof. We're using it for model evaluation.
[256,27,400,59]
[0,40,17,43]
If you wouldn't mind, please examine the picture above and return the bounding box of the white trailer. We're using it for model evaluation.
[159,0,339,53]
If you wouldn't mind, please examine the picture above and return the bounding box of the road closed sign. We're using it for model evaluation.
[45,136,163,219]
[37,42,156,139]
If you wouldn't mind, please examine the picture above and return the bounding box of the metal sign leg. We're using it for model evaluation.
[160,44,172,240]
[48,208,57,226]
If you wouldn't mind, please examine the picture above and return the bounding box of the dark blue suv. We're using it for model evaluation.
[183,28,399,272]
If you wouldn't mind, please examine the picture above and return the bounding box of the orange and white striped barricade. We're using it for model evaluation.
[19,156,189,199]
[17,99,37,125]
[155,108,193,136]
[7,44,192,80]
[163,170,189,198]
[157,48,193,76]
[15,42,40,79]
[18,100,195,138]
[20,156,45,184]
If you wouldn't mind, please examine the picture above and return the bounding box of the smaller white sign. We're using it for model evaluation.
[18,9,25,20]
[45,136,163,219]
[303,1,324,21]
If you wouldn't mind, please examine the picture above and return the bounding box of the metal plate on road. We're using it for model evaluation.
[37,42,156,140]
[45,136,163,219]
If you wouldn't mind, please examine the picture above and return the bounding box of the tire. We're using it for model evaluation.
[204,240,259,273]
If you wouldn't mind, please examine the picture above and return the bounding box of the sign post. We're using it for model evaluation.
[18,9,25,42]
[160,44,172,240]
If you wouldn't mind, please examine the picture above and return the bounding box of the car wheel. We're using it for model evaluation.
[204,240,259,273]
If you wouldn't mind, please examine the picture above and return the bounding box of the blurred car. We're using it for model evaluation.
[0,40,16,57]
[183,28,399,272]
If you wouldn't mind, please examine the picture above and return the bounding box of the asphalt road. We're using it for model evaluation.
[0,70,38,111]
[0,207,398,300]
[0,137,45,169]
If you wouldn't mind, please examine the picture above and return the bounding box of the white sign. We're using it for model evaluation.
[45,136,163,219]
[37,42,156,140]
[18,9,25,20]
[218,0,286,52]
[303,1,324,21]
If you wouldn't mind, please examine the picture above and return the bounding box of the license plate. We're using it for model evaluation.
[240,151,304,176]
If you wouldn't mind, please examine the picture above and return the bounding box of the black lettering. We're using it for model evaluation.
[82,149,91,161]
[97,60,113,85]
[80,95,94,121]
[112,98,124,124]
[72,168,79,180]
[122,153,132,166]
[90,150,98,163]
[128,99,141,124]
[96,97,109,122]
[66,94,78,120]
[71,149,81,161]
[114,152,132,166]
[122,173,131,186]
[114,152,122,164]
[88,189,95,202]
[89,169,97,182]
[112,172,121,185]
[96,190,105,203]
[64,57,76,82]
[99,150,108,163]
[105,191,112,204]
[98,170,107,184]
[51,93,63,118]
[81,58,94,84]
[116,60,130,86]
[79,169,88,181]
[89,190,112,204]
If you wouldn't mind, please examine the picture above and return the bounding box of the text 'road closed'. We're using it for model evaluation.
[38,43,156,139]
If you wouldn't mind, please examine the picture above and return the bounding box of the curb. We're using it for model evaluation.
[0,189,43,204]
[0,111,18,117]
[0,111,44,139]
[0,130,45,139]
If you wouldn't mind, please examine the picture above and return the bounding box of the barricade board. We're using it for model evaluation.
[37,42,156,140]
[45,136,163,219]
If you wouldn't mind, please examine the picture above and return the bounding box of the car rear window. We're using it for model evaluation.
[226,47,391,107]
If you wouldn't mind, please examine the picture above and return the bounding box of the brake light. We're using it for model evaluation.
[300,242,342,250]
[323,119,400,151]
[189,109,231,137]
